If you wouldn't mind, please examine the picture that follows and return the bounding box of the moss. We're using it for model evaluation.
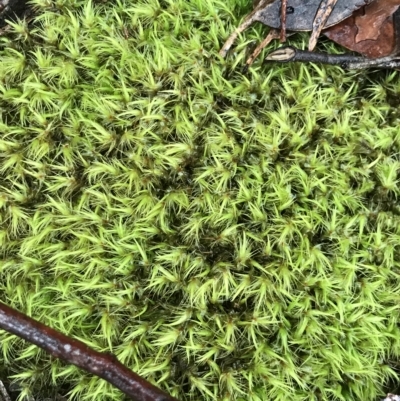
[1,0,400,400]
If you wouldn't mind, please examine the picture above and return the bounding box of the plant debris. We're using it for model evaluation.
[323,0,400,58]
[0,302,178,401]
[220,0,400,69]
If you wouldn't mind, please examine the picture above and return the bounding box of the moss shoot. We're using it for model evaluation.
[1,0,400,400]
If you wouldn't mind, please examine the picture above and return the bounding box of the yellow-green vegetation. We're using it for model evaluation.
[1,0,400,400]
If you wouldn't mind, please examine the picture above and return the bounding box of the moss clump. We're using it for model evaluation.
[1,0,400,400]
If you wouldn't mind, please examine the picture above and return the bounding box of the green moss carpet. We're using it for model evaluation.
[1,0,400,400]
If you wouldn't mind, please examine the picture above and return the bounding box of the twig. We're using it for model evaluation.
[0,379,11,401]
[384,395,400,401]
[219,0,275,58]
[264,46,400,69]
[308,0,339,51]
[0,302,178,401]
[280,0,287,42]
[244,28,281,72]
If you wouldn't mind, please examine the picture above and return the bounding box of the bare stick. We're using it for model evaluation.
[264,45,400,69]
[0,302,178,401]
[244,28,281,71]
[0,380,11,401]
[219,0,275,58]
[280,0,287,42]
[308,0,339,51]
[384,395,400,401]
[219,17,256,58]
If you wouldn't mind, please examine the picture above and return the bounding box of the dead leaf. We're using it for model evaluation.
[354,0,400,42]
[324,0,400,58]
[253,0,374,31]
[221,0,400,69]
[219,0,375,58]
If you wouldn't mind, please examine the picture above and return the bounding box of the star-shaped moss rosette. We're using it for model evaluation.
[1,0,400,401]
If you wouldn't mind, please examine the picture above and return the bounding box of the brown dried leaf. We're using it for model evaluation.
[354,0,400,42]
[324,0,400,58]
[220,0,376,58]
[254,0,374,31]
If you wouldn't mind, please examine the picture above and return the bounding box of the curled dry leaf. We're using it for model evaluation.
[240,0,374,32]
[323,0,400,58]
[220,0,376,63]
[355,0,400,41]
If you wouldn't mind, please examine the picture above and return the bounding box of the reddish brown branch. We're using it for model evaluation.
[0,302,178,401]
[280,0,287,42]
